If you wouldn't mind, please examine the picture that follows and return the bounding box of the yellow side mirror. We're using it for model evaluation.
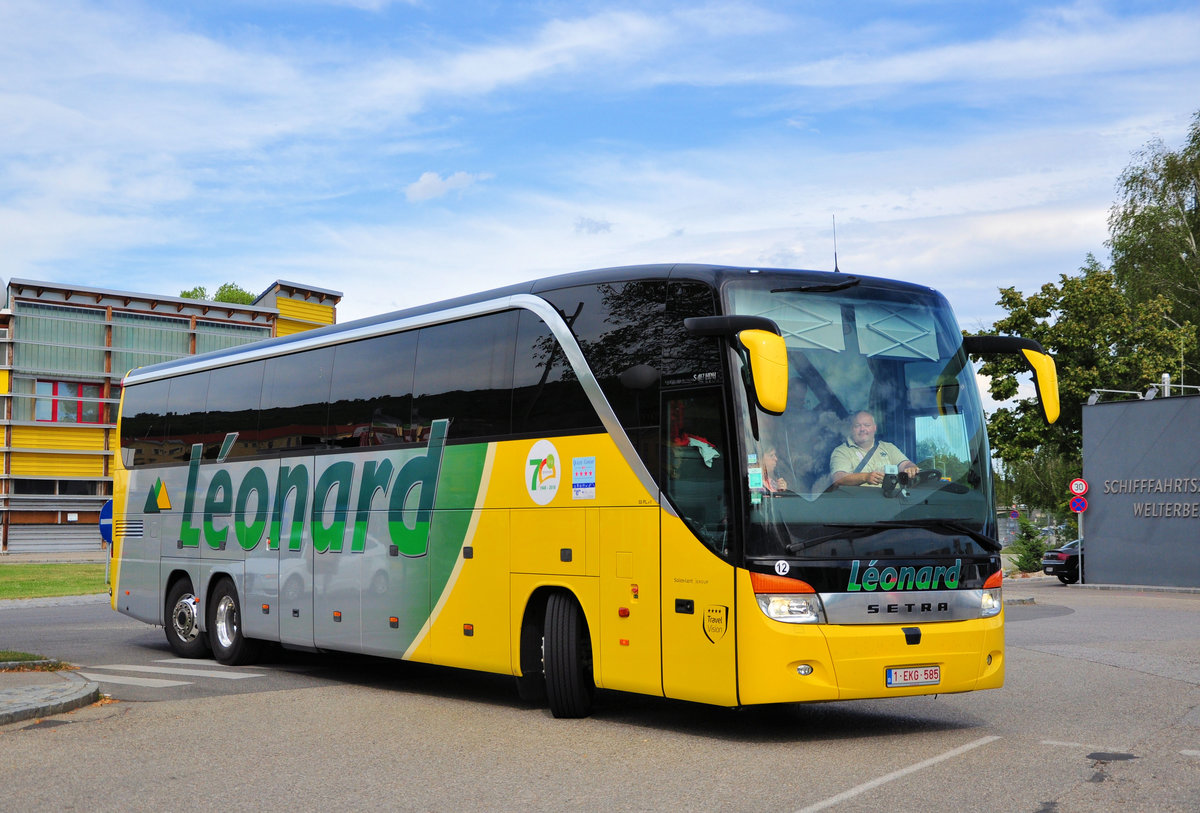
[962,334,1060,426]
[738,329,788,415]
[1022,348,1060,425]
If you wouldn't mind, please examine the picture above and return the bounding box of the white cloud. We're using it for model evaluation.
[574,216,613,235]
[404,171,489,201]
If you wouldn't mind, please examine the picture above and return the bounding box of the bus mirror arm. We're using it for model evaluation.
[962,334,1060,425]
[684,315,780,336]
[683,315,788,419]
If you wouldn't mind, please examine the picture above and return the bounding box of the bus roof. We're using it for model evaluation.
[121,263,935,385]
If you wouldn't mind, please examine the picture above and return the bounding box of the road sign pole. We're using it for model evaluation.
[1078,510,1084,584]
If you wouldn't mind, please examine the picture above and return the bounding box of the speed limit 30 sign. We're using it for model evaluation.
[1069,478,1088,496]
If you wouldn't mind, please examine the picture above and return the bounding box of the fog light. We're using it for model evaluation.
[796,664,814,676]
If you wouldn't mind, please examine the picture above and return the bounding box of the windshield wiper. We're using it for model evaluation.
[771,276,860,293]
[784,518,1000,554]
[784,524,884,554]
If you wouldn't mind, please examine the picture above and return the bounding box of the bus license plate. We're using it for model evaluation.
[886,666,940,687]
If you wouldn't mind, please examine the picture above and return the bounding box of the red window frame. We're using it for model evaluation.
[35,381,104,424]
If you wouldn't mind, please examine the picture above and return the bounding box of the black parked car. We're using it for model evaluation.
[1042,538,1082,584]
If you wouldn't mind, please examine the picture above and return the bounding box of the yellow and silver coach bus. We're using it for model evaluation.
[111,264,1058,717]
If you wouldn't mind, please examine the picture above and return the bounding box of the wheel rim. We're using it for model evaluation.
[171,593,201,643]
[214,594,239,650]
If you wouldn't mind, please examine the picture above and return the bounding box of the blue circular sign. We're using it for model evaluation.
[1069,495,1088,513]
[99,498,113,544]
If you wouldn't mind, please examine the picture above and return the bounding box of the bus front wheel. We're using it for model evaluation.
[544,592,594,718]
[165,578,210,659]
[208,578,262,666]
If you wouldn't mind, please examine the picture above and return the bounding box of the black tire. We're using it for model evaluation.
[165,579,210,658]
[544,592,594,718]
[207,578,262,666]
[1059,572,1079,585]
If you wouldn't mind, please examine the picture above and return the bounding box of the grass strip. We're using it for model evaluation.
[0,563,108,600]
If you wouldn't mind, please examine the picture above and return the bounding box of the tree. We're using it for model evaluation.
[1010,518,1047,573]
[1109,110,1200,381]
[976,256,1190,465]
[179,283,257,305]
[212,283,256,305]
[999,448,1080,520]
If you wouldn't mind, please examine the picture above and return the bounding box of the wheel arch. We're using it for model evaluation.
[516,583,598,679]
[199,567,243,631]
[163,568,196,625]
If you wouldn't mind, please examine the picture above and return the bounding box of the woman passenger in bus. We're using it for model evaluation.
[762,444,790,493]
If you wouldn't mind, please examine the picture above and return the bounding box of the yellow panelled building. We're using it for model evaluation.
[0,278,340,552]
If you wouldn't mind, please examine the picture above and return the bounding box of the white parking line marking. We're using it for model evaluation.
[79,672,189,688]
[795,736,1001,813]
[153,658,223,666]
[1181,750,1200,758]
[87,664,263,680]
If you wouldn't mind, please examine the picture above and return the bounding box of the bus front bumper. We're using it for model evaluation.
[736,593,1004,705]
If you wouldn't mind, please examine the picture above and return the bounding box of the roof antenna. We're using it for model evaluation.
[832,214,841,273]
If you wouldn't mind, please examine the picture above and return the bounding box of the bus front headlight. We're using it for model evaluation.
[756,593,826,624]
[750,571,827,624]
[980,588,1002,618]
[980,570,1003,618]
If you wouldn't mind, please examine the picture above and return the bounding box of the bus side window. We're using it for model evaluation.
[204,361,264,459]
[664,389,730,556]
[412,312,516,441]
[260,347,335,453]
[164,372,210,463]
[120,379,169,468]
[512,310,602,436]
[329,330,417,447]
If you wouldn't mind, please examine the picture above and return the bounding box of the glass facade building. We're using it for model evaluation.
[0,278,341,552]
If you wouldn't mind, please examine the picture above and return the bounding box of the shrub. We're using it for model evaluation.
[1012,518,1047,572]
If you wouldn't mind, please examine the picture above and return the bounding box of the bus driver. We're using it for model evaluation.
[830,410,919,487]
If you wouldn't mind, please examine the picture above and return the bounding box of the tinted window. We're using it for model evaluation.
[120,379,169,467]
[205,361,265,459]
[512,309,601,436]
[412,312,517,441]
[540,281,667,476]
[164,372,210,462]
[260,348,334,454]
[329,331,418,447]
[663,281,721,383]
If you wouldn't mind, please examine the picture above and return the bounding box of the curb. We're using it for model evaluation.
[0,670,101,726]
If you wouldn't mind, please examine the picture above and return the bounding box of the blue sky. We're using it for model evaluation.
[2,0,1199,334]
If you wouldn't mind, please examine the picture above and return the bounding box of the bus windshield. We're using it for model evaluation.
[725,275,995,561]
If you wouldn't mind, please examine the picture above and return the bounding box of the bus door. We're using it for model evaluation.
[659,389,739,706]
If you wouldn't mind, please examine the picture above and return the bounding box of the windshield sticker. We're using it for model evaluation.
[774,560,790,576]
[747,466,764,490]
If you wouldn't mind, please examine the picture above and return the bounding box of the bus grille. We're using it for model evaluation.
[116,519,145,539]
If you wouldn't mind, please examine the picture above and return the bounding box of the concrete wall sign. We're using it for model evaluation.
[1082,396,1200,588]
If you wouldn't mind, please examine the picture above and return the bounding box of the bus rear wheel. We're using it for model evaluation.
[544,592,594,718]
[165,579,210,658]
[208,578,262,666]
